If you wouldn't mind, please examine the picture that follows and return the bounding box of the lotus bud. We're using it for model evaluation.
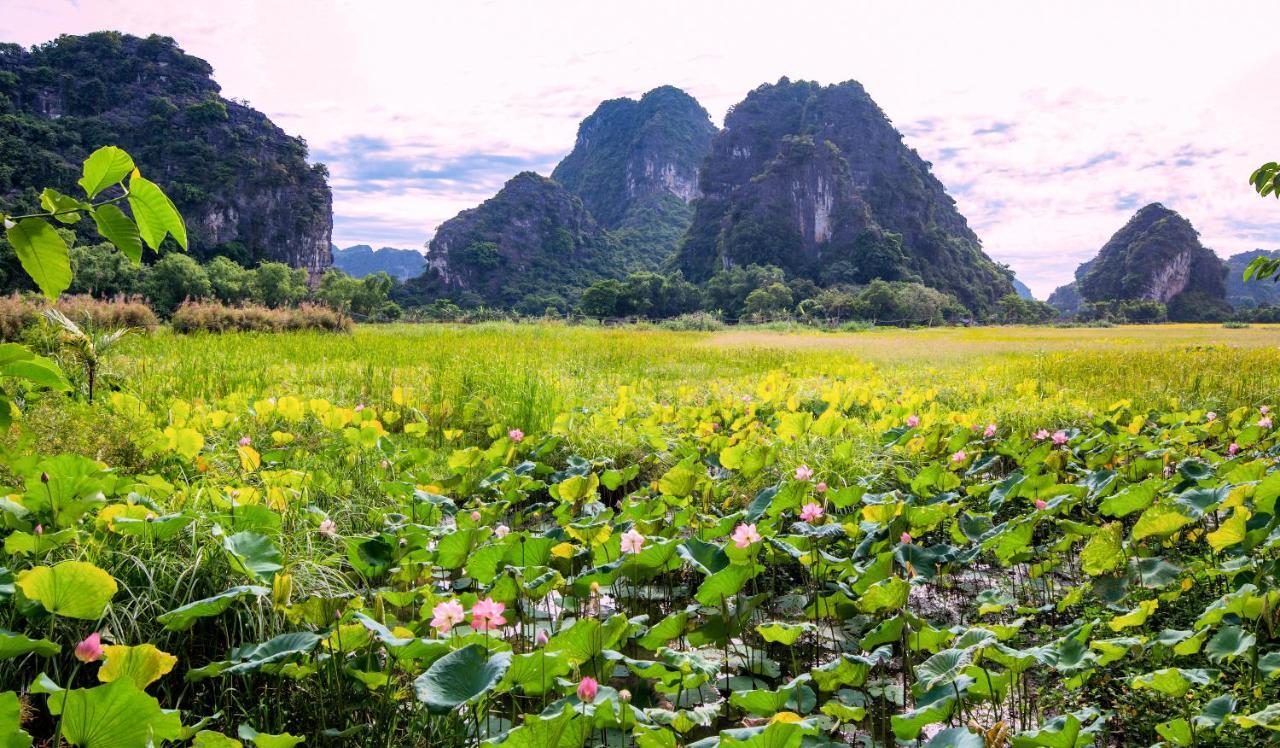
[74,632,103,663]
[576,676,598,702]
[618,688,632,703]
[40,472,49,484]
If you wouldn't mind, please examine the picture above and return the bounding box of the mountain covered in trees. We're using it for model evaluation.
[1225,249,1280,309]
[0,32,333,276]
[332,244,425,280]
[551,86,716,261]
[419,172,627,309]
[1048,204,1229,321]
[413,86,716,308]
[673,78,1015,314]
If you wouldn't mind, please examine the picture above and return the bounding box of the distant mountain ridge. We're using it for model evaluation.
[332,244,425,280]
[1225,249,1280,309]
[673,78,1014,314]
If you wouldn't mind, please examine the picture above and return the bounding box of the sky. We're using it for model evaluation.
[6,0,1280,297]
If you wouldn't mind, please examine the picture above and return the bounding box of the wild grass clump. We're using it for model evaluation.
[0,294,157,340]
[171,300,352,333]
[658,311,725,331]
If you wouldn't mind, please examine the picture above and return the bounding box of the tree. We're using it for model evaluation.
[579,279,625,318]
[742,283,793,320]
[69,241,145,298]
[206,256,252,304]
[1244,162,1280,281]
[144,253,211,314]
[250,261,308,308]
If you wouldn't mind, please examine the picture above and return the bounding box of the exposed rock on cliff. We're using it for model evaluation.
[674,78,1013,314]
[423,172,622,306]
[0,32,333,276]
[552,86,716,264]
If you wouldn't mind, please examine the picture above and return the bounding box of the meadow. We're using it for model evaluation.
[5,322,1280,746]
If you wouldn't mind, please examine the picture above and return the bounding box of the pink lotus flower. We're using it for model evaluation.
[508,428,525,443]
[1263,406,1271,415]
[74,632,103,663]
[900,532,912,544]
[470,598,507,631]
[951,450,967,463]
[1261,417,1273,429]
[535,629,549,646]
[1229,442,1240,456]
[577,676,599,702]
[495,525,510,539]
[731,523,761,548]
[430,599,466,633]
[470,510,482,522]
[1034,429,1050,440]
[799,503,825,523]
[794,465,814,481]
[33,524,42,536]
[620,528,645,554]
[1034,499,1048,510]
[317,519,338,538]
[984,423,997,438]
[1052,431,1069,445]
[906,415,920,428]
[1206,412,1217,422]
[238,436,251,447]
[815,481,827,494]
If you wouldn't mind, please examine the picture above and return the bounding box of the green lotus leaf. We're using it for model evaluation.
[0,690,33,748]
[925,727,985,748]
[0,630,60,659]
[16,560,117,619]
[157,585,270,631]
[46,678,183,747]
[414,643,512,713]
[222,531,283,581]
[236,725,304,747]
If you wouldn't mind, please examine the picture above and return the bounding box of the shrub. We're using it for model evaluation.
[659,312,725,331]
[171,300,352,333]
[0,294,157,341]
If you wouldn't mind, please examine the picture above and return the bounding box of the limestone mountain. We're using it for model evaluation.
[1225,249,1280,309]
[1011,277,1034,300]
[422,172,624,307]
[332,244,425,280]
[674,77,1014,314]
[551,85,716,263]
[0,32,333,276]
[1049,204,1229,320]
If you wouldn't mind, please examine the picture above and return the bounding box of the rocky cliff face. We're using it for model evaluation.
[552,86,716,263]
[424,172,621,306]
[0,32,332,276]
[675,78,1013,314]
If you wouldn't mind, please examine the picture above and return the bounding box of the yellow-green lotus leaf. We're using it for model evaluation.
[16,561,117,619]
[99,643,178,688]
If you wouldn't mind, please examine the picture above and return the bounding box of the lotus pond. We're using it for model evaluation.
[5,322,1280,746]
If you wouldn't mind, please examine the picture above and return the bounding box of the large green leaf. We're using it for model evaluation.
[1205,625,1255,664]
[485,704,590,747]
[695,563,760,605]
[16,560,117,619]
[1079,522,1124,575]
[915,648,971,690]
[186,632,321,681]
[47,679,183,747]
[157,585,270,631]
[127,175,187,251]
[925,727,985,748]
[39,188,89,224]
[6,217,70,300]
[78,146,135,198]
[414,643,512,713]
[0,630,60,659]
[223,532,283,582]
[90,204,143,262]
[236,725,304,747]
[0,690,32,748]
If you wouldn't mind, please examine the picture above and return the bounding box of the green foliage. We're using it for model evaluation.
[143,253,210,314]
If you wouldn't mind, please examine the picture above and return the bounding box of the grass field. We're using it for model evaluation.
[5,322,1280,746]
